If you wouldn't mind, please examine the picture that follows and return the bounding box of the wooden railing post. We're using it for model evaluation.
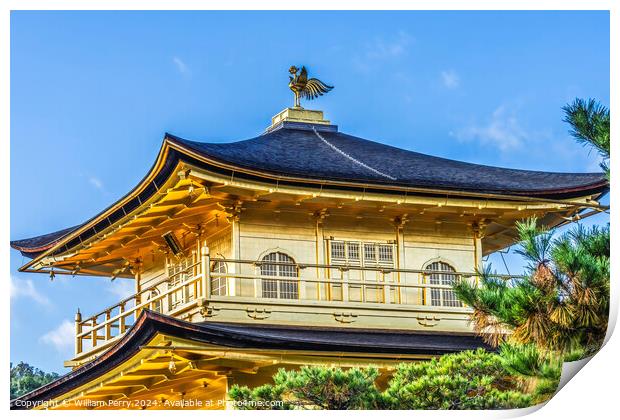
[201,246,211,299]
[91,318,98,348]
[254,273,259,298]
[105,310,112,341]
[383,271,391,304]
[133,258,143,306]
[299,267,306,300]
[75,309,82,355]
[119,302,126,334]
[422,273,427,306]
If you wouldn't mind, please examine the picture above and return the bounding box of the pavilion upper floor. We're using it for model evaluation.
[10,123,608,367]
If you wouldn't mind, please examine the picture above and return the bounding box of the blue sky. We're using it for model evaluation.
[10,11,609,373]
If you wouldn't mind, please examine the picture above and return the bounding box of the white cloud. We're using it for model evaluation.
[10,276,51,307]
[441,70,460,89]
[40,320,74,352]
[353,31,413,72]
[107,279,135,300]
[88,176,103,190]
[172,56,189,75]
[366,31,412,60]
[452,105,527,152]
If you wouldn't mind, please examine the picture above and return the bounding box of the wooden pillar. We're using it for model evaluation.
[472,222,486,286]
[473,236,483,271]
[230,218,240,297]
[325,238,332,301]
[130,258,144,329]
[226,201,243,298]
[132,258,143,305]
[74,309,82,355]
[201,245,211,298]
[313,219,320,301]
[472,222,486,270]
[314,208,329,300]
[314,209,328,301]
[393,215,408,304]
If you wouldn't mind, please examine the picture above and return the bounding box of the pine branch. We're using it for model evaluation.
[562,98,610,176]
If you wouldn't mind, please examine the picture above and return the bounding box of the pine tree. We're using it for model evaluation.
[229,365,383,409]
[383,349,534,409]
[229,350,542,410]
[499,343,562,398]
[562,98,610,178]
[453,219,610,357]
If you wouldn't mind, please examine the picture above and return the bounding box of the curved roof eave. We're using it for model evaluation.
[11,130,609,263]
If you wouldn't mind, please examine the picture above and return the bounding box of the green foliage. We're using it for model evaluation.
[453,219,610,357]
[499,343,561,402]
[230,350,537,410]
[10,362,60,400]
[229,382,292,410]
[562,98,610,177]
[499,343,558,379]
[387,349,507,386]
[385,375,530,410]
[383,349,532,409]
[229,365,383,409]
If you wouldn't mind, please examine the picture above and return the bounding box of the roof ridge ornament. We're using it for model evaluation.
[288,66,333,108]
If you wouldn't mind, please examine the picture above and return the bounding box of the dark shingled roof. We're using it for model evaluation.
[10,122,608,259]
[10,226,80,259]
[11,310,491,409]
[169,122,607,197]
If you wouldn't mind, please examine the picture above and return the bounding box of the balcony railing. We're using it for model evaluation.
[72,247,521,360]
[74,261,202,356]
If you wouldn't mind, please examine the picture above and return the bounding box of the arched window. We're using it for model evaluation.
[211,261,227,296]
[426,261,462,307]
[261,252,298,299]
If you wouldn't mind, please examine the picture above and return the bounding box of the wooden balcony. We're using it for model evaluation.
[69,247,520,365]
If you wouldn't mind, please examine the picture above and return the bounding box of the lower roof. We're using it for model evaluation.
[11,310,490,409]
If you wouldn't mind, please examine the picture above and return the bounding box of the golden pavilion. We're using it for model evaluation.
[10,76,608,409]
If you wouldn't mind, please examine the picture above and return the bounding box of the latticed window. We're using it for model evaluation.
[331,241,346,260]
[347,242,360,262]
[261,252,298,299]
[211,261,227,296]
[167,256,194,308]
[378,244,393,265]
[330,241,349,265]
[330,240,394,268]
[167,256,193,285]
[363,243,376,263]
[328,240,395,303]
[426,261,462,307]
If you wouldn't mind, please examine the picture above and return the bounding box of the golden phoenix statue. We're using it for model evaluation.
[288,66,333,108]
